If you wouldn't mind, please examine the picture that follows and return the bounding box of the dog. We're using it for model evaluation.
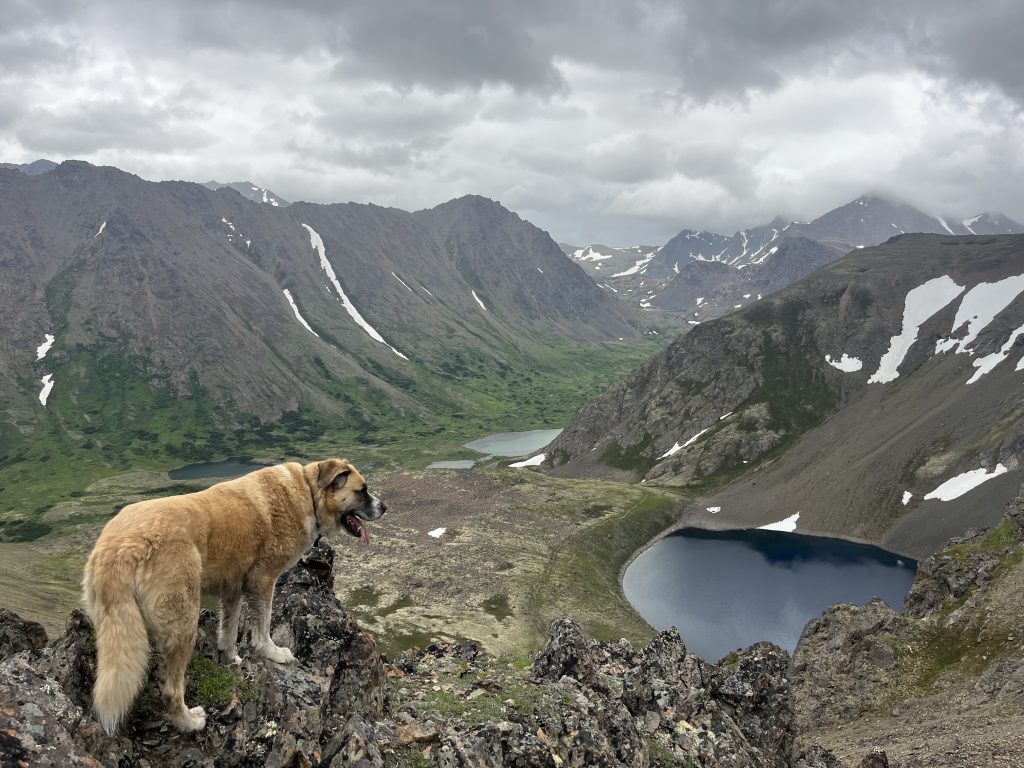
[82,458,385,735]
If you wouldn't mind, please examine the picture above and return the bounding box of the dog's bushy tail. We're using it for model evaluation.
[83,549,150,736]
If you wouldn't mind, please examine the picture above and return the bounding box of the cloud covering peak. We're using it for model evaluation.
[2,0,1022,243]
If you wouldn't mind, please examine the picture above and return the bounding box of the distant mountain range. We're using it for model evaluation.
[0,160,651,524]
[547,233,1024,557]
[202,180,290,207]
[563,196,1024,323]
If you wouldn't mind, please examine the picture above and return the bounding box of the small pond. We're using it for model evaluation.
[426,428,562,469]
[168,459,267,480]
[425,459,479,470]
[623,526,917,662]
[462,428,562,457]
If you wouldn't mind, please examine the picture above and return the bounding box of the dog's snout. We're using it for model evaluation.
[378,499,388,515]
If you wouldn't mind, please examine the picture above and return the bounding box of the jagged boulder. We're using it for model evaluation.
[790,598,902,728]
[1,559,851,767]
[0,543,384,767]
[0,608,47,660]
[904,496,1024,619]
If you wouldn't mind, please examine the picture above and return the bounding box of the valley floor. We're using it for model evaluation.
[0,465,687,656]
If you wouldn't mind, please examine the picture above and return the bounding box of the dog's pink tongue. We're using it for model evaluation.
[358,520,370,545]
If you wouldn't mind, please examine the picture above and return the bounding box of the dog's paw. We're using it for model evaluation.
[172,706,207,732]
[263,644,296,664]
[219,649,243,666]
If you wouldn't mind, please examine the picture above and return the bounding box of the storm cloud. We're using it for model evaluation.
[2,0,1022,244]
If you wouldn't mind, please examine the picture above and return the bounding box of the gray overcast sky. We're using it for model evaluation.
[2,0,1023,244]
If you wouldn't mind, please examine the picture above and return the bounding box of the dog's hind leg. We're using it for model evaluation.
[144,547,206,732]
[246,572,295,664]
[217,589,243,666]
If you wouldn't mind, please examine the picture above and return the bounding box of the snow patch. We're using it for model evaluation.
[923,464,1008,501]
[868,275,965,384]
[392,272,413,292]
[428,527,446,538]
[936,216,956,236]
[537,267,543,274]
[36,334,55,360]
[282,289,319,337]
[659,442,683,459]
[902,491,913,506]
[612,252,656,277]
[572,246,613,262]
[509,453,545,468]
[707,506,721,514]
[659,427,711,459]
[682,427,710,447]
[962,215,982,234]
[719,412,733,420]
[38,374,54,406]
[471,290,487,311]
[302,223,408,359]
[825,353,863,372]
[967,322,1024,383]
[936,274,1024,356]
[94,220,106,238]
[759,512,799,532]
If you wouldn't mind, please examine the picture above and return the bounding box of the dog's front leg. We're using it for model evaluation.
[217,590,243,665]
[247,575,296,664]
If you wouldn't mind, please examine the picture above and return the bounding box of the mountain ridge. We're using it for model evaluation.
[565,195,1024,323]
[0,160,650,526]
[546,233,1024,557]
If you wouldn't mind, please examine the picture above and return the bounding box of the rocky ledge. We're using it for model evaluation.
[791,499,1024,765]
[0,542,869,767]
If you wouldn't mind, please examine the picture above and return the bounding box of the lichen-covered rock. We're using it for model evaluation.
[858,746,889,767]
[790,598,902,728]
[1,556,850,767]
[793,744,842,768]
[0,543,384,768]
[0,607,47,660]
[531,617,603,687]
[904,497,1024,620]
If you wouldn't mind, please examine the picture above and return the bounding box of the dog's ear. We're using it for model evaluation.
[316,459,351,490]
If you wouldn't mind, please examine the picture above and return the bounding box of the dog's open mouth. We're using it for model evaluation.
[341,512,370,544]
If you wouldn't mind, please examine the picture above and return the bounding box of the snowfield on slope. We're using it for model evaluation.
[38,374,54,406]
[923,464,1009,501]
[282,289,319,338]
[935,274,1024,356]
[302,223,408,360]
[868,275,965,384]
[759,512,800,532]
[825,353,863,372]
[509,453,545,468]
[36,333,55,360]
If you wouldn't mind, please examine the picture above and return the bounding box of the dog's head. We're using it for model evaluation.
[305,458,386,543]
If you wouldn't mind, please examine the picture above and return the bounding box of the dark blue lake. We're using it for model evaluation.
[622,527,917,662]
[168,459,266,480]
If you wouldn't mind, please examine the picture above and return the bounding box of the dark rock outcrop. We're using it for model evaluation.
[903,496,1024,619]
[1,569,842,767]
[0,543,385,767]
[0,607,47,659]
[791,497,1024,764]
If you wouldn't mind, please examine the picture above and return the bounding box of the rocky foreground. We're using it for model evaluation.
[3,499,1024,767]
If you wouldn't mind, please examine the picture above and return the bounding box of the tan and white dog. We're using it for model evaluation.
[82,458,385,734]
